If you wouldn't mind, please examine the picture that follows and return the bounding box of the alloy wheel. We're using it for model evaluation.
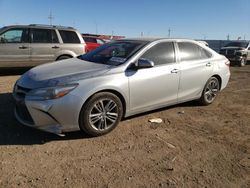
[89,99,119,131]
[204,79,219,103]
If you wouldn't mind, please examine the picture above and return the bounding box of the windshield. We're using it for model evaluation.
[78,40,148,65]
[224,42,248,48]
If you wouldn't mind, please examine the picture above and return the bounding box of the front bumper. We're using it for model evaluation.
[13,92,83,135]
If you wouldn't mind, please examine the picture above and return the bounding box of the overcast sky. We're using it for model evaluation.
[0,0,249,40]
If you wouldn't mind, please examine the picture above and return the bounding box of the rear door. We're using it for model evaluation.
[0,27,30,67]
[177,42,213,102]
[30,28,60,65]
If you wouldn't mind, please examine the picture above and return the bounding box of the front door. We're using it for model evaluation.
[0,28,30,67]
[127,42,180,113]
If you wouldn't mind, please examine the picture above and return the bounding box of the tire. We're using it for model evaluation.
[79,92,123,136]
[57,55,72,61]
[239,57,247,67]
[199,77,220,105]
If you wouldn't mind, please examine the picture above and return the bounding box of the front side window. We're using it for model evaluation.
[141,42,175,66]
[0,28,29,43]
[178,42,211,61]
[59,30,80,43]
[78,40,148,65]
[32,29,57,43]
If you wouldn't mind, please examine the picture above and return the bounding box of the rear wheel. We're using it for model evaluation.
[79,92,123,136]
[199,77,220,105]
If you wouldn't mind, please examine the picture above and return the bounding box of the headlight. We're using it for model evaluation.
[27,84,78,100]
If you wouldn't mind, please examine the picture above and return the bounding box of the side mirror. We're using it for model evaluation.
[136,58,154,69]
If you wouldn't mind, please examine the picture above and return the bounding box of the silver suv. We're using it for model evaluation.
[0,24,86,67]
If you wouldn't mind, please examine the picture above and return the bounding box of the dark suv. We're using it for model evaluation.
[0,24,86,67]
[219,41,250,66]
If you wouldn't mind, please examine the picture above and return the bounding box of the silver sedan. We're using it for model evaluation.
[13,38,230,136]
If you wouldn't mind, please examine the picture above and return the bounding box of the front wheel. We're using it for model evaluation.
[239,57,247,67]
[79,92,123,136]
[199,77,220,105]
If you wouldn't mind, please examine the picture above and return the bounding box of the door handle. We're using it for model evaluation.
[19,46,28,49]
[206,62,212,67]
[171,69,179,74]
[52,46,60,49]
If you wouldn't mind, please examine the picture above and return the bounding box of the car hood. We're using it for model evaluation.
[17,58,112,89]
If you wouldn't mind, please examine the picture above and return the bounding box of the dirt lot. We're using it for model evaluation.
[0,65,249,188]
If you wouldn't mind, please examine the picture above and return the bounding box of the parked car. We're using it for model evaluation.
[82,36,106,52]
[13,38,230,136]
[0,24,86,67]
[219,41,250,66]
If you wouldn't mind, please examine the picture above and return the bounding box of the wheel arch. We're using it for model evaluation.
[81,89,127,119]
[56,54,73,61]
[211,74,222,90]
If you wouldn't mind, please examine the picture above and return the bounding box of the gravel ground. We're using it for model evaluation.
[0,65,249,188]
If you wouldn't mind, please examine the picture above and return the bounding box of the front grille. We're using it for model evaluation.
[14,84,34,124]
[14,85,31,99]
[15,102,34,124]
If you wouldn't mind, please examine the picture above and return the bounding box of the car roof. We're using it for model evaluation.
[116,37,199,43]
[3,24,76,31]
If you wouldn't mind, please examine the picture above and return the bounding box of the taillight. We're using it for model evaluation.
[225,60,230,67]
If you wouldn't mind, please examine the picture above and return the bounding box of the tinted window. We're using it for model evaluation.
[59,30,80,43]
[32,29,58,43]
[141,42,175,65]
[0,28,29,43]
[224,42,248,48]
[200,47,212,59]
[51,30,59,43]
[178,42,211,61]
[83,37,96,43]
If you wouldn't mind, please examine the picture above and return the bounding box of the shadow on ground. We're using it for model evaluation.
[0,67,31,76]
[0,93,90,145]
[0,92,200,145]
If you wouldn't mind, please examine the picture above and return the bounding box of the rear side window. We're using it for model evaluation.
[141,42,175,66]
[0,28,29,43]
[97,39,105,45]
[83,37,96,43]
[31,29,58,43]
[178,42,211,61]
[59,30,80,43]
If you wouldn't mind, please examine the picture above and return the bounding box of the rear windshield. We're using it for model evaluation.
[78,40,148,65]
[224,42,248,48]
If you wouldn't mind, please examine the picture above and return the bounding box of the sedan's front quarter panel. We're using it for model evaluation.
[72,72,130,119]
